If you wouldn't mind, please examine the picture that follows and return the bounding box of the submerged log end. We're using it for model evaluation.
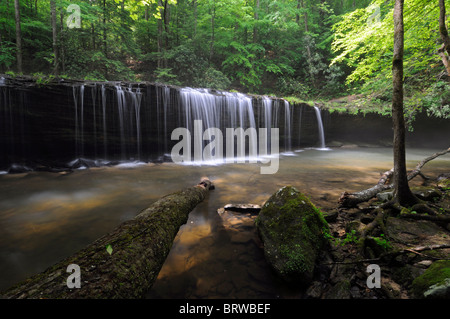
[198,177,214,190]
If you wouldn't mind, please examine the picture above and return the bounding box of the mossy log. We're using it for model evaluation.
[1,178,213,299]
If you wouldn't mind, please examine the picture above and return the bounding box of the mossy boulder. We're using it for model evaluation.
[411,260,450,299]
[255,186,329,286]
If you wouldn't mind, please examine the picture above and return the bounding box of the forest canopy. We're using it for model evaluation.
[1,0,449,119]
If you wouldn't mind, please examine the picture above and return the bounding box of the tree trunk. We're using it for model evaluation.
[14,0,22,73]
[1,179,214,299]
[59,8,65,73]
[157,0,164,69]
[209,2,216,64]
[50,0,59,74]
[438,0,450,75]
[392,0,418,206]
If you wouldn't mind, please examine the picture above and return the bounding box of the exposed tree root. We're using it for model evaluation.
[339,148,450,208]
[321,244,450,266]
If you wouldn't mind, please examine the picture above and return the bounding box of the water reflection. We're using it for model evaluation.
[0,147,449,296]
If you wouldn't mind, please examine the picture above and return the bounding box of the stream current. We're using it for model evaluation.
[0,147,449,297]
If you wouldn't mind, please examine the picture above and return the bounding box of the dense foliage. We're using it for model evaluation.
[1,0,449,118]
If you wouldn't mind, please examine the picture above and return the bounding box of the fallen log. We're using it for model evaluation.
[339,148,450,208]
[1,178,214,299]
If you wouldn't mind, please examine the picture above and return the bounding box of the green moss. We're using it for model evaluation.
[256,186,330,285]
[411,260,450,298]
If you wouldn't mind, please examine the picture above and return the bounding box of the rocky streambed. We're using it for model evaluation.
[249,175,450,299]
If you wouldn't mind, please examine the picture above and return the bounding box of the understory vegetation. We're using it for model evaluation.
[1,0,449,121]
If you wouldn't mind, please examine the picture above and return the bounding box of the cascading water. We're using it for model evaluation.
[314,105,327,150]
[0,79,330,171]
[283,100,293,154]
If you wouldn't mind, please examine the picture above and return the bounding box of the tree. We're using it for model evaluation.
[438,0,450,75]
[14,0,22,73]
[392,0,418,206]
[50,0,58,74]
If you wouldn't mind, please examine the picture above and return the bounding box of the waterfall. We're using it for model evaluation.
[178,88,263,163]
[91,84,97,157]
[101,84,107,159]
[283,100,292,154]
[262,97,272,152]
[72,86,86,157]
[0,79,335,171]
[314,106,326,149]
[116,85,127,159]
[128,86,143,160]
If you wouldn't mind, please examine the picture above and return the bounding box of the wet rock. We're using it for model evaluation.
[255,186,329,286]
[411,260,450,299]
[8,164,32,174]
[424,278,450,299]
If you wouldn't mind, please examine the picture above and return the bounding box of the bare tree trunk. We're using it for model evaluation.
[392,0,418,206]
[50,0,59,74]
[14,0,23,73]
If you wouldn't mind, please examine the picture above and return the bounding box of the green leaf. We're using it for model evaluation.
[106,244,113,255]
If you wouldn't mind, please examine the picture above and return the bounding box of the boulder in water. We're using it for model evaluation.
[255,186,330,286]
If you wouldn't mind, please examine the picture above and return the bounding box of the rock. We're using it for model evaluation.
[437,174,450,190]
[8,164,32,174]
[327,141,344,148]
[424,278,450,299]
[414,260,433,269]
[411,260,450,299]
[323,210,338,223]
[350,286,361,299]
[255,186,329,286]
[377,191,394,202]
[385,217,448,246]
[305,281,323,299]
[411,186,442,202]
[325,280,351,299]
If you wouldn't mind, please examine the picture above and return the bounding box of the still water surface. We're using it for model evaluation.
[0,147,449,297]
